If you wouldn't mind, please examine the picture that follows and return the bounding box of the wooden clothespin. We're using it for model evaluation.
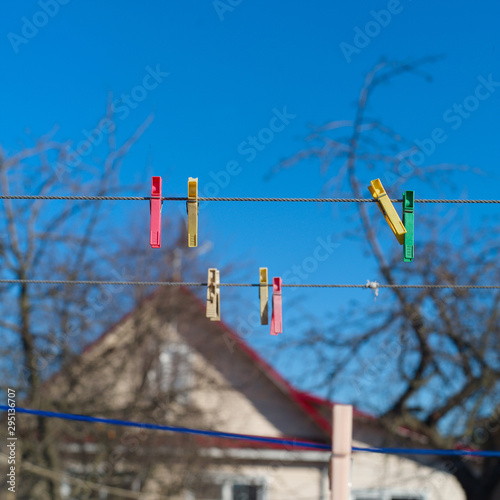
[150,176,162,248]
[270,277,282,335]
[402,190,415,262]
[259,268,269,325]
[187,177,198,247]
[206,268,220,321]
[330,404,353,500]
[368,179,406,244]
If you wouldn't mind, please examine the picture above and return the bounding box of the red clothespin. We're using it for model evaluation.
[270,277,282,335]
[150,176,162,248]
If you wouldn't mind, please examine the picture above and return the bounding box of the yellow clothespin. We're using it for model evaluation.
[206,268,220,321]
[259,267,269,325]
[368,179,406,244]
[187,177,198,247]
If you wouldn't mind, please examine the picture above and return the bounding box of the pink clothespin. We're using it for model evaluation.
[150,176,162,248]
[271,277,283,335]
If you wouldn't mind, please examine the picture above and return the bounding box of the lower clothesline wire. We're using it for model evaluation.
[0,406,498,457]
[0,280,498,289]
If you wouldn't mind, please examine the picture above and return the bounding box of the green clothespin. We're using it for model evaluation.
[402,191,414,262]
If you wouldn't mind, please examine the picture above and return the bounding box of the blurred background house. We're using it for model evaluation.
[0,287,465,499]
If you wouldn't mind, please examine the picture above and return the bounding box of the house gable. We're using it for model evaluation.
[53,287,331,444]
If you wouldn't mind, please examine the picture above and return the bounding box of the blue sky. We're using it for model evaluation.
[2,0,500,397]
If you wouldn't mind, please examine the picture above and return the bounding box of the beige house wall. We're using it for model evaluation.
[142,449,465,500]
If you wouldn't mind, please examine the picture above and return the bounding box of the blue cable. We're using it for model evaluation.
[0,405,329,451]
[2,405,500,457]
[352,446,500,457]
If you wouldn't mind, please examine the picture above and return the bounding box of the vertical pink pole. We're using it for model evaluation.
[331,404,353,500]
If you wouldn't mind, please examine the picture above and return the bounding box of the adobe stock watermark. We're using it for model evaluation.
[213,0,243,21]
[237,107,296,162]
[224,234,339,351]
[30,265,136,374]
[55,64,169,178]
[8,0,71,54]
[349,330,418,396]
[281,234,339,287]
[385,73,500,185]
[195,106,296,212]
[60,369,177,498]
[339,0,405,63]
[63,266,136,339]
[427,460,458,494]
[466,405,500,448]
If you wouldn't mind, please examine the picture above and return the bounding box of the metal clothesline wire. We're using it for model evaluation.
[0,279,498,289]
[0,195,499,203]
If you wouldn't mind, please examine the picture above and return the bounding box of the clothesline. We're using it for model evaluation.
[1,406,497,458]
[0,280,498,289]
[0,195,499,203]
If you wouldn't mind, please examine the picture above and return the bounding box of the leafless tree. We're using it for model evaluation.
[0,102,223,499]
[274,58,500,500]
